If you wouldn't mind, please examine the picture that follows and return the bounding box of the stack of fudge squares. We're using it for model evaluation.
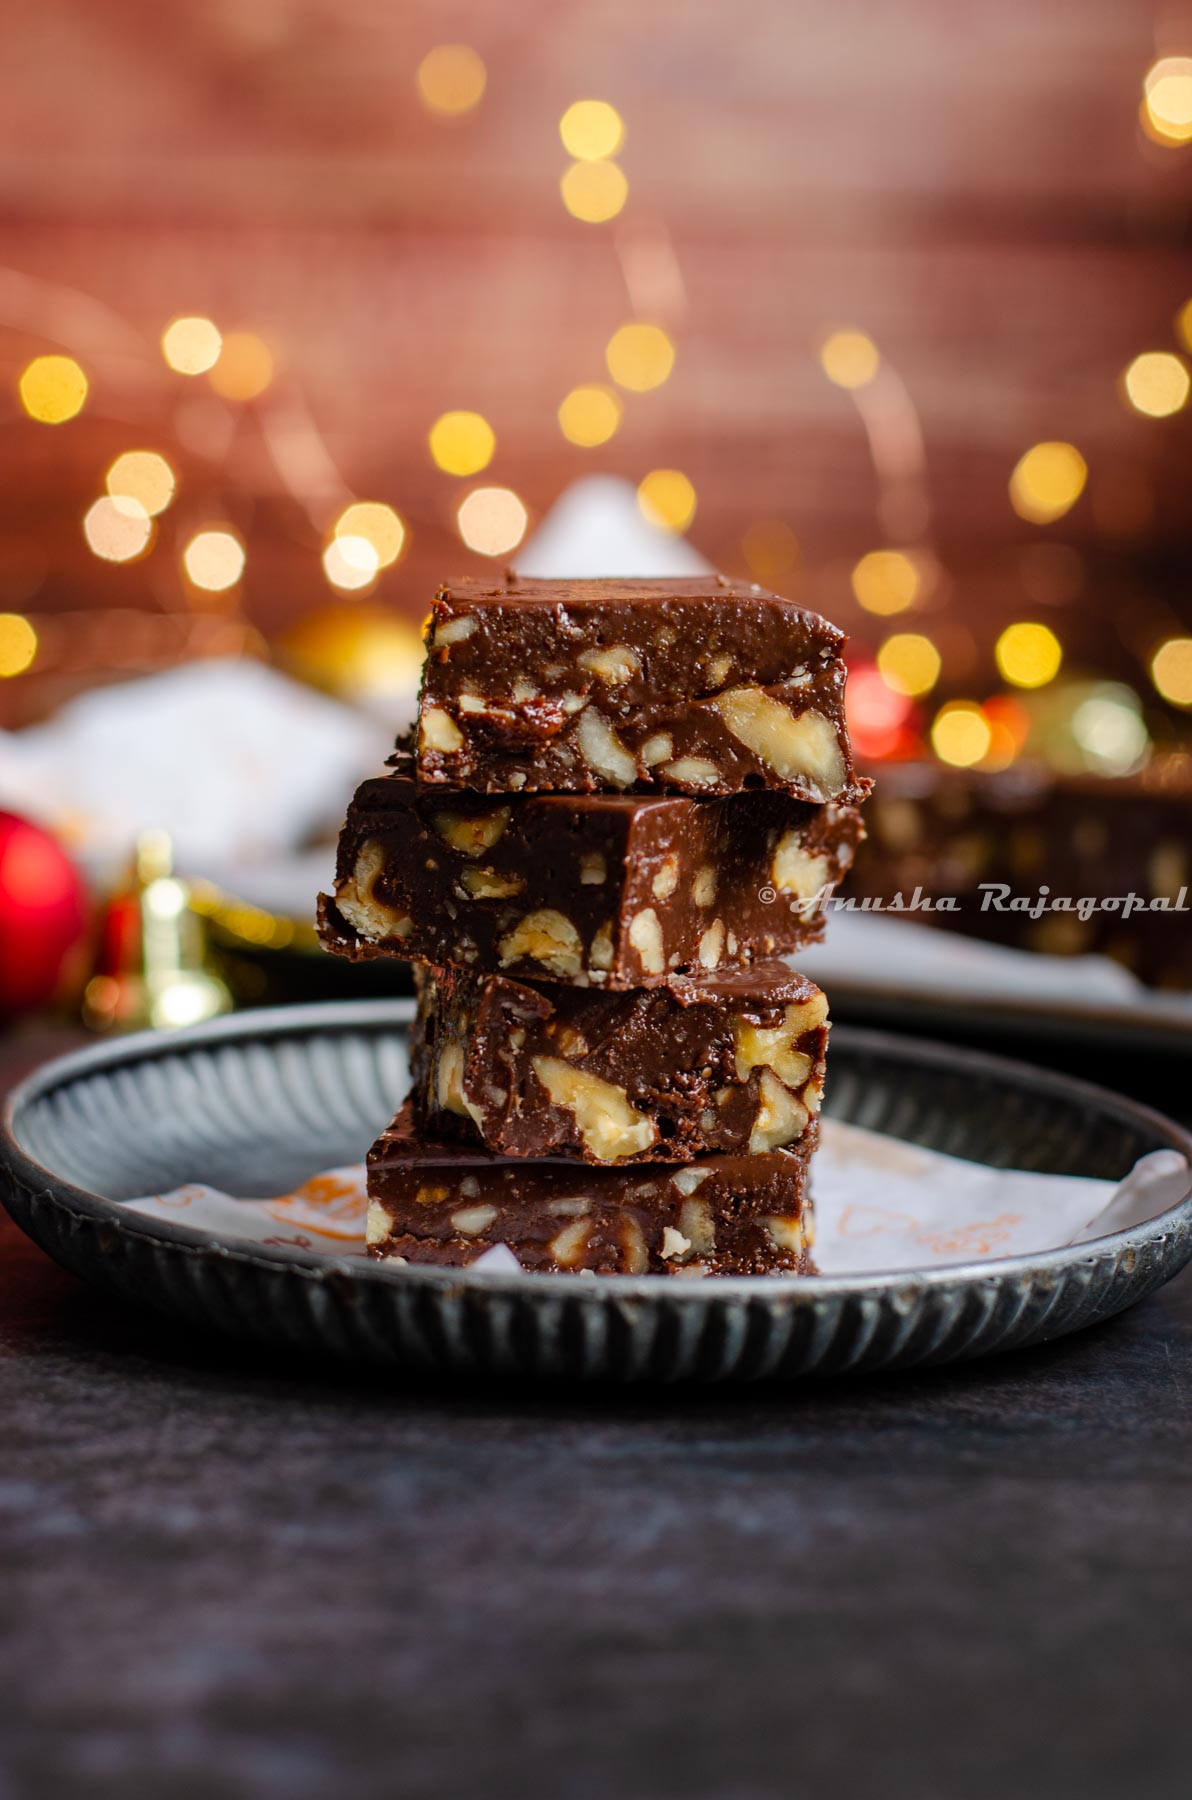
[319,576,869,1278]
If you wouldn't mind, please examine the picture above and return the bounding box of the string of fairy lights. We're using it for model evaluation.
[1,43,1191,781]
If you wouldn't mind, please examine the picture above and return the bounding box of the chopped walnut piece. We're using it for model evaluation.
[451,1204,498,1236]
[661,756,720,786]
[576,709,636,786]
[589,922,615,970]
[652,854,680,900]
[711,688,845,796]
[691,864,717,907]
[698,918,725,969]
[707,653,733,686]
[734,994,827,1087]
[640,732,673,766]
[749,1069,810,1152]
[678,1196,716,1254]
[431,806,512,858]
[336,840,414,943]
[628,907,665,975]
[763,1215,806,1253]
[420,706,464,754]
[435,1039,486,1130]
[578,644,641,685]
[459,865,525,899]
[433,615,476,647]
[772,832,830,899]
[532,1055,657,1160]
[660,1225,692,1261]
[499,909,584,978]
[550,1217,592,1267]
[365,1200,392,1246]
[671,1166,709,1196]
[620,1216,649,1273]
[580,851,607,885]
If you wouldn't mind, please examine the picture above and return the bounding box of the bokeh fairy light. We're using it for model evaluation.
[558,385,622,447]
[457,486,528,556]
[183,530,245,592]
[162,317,222,376]
[106,452,175,518]
[1008,443,1087,523]
[605,324,675,391]
[417,45,486,116]
[0,615,37,678]
[637,469,696,532]
[19,356,87,424]
[429,411,495,476]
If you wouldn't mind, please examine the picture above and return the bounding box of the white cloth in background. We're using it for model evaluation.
[0,659,387,874]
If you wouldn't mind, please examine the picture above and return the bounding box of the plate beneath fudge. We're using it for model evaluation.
[4,1001,1192,1381]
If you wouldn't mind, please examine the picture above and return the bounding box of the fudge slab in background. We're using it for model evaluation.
[416,576,868,804]
[366,1102,817,1276]
[850,756,1192,990]
[319,762,864,987]
[411,963,829,1164]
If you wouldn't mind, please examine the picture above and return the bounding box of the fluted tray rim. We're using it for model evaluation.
[3,998,1191,1302]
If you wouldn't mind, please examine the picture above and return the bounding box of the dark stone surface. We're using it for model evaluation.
[3,1023,1192,1800]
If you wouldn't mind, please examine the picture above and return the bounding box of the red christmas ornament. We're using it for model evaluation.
[0,811,89,1016]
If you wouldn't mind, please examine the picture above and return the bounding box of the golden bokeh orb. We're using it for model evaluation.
[162,317,223,376]
[19,355,88,424]
[334,502,405,568]
[850,549,920,616]
[417,45,486,116]
[83,496,154,563]
[876,633,941,698]
[183,529,245,591]
[559,100,624,160]
[931,701,993,768]
[605,323,675,392]
[1122,351,1190,419]
[1151,637,1192,708]
[209,330,274,401]
[106,451,176,518]
[558,385,622,447]
[560,159,628,222]
[996,621,1063,689]
[637,469,697,533]
[820,330,880,390]
[0,614,37,679]
[429,410,496,476]
[1008,441,1087,524]
[323,535,380,592]
[457,486,528,556]
[1142,56,1192,145]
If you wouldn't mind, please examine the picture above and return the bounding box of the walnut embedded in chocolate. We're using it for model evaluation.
[416,576,868,803]
[411,962,829,1164]
[318,758,864,987]
[366,1100,816,1276]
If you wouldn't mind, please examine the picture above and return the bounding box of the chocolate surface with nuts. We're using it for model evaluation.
[411,963,829,1164]
[417,576,867,803]
[367,1100,816,1276]
[318,760,864,988]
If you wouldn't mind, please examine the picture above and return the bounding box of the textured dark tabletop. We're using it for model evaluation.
[3,1023,1192,1800]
